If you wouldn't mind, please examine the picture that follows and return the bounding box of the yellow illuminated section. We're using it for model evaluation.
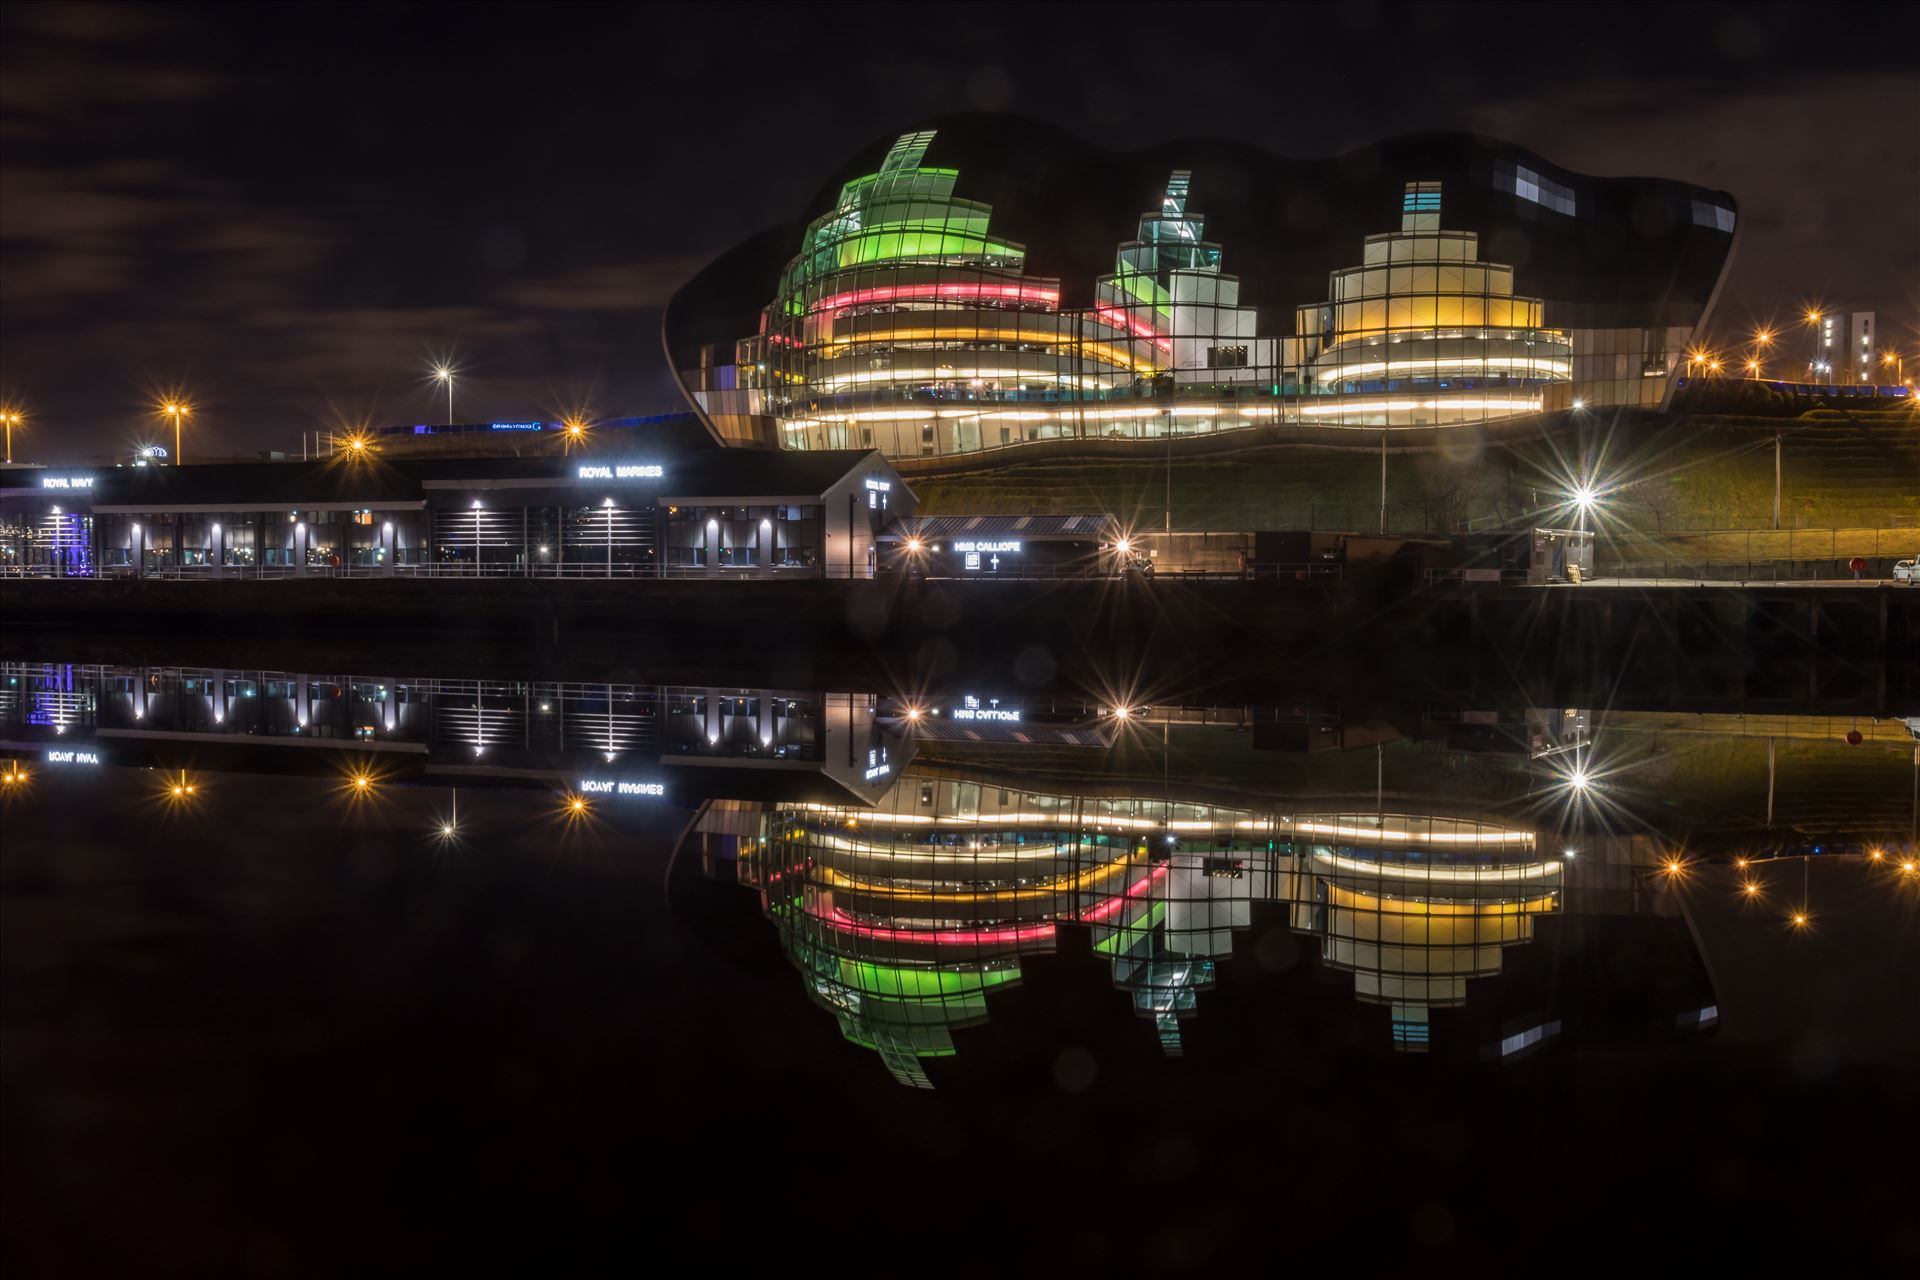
[812,325,1159,373]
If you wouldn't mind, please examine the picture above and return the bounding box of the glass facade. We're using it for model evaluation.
[679,125,1739,458]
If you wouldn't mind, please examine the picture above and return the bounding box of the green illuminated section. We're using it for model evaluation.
[836,959,1021,1001]
[774,130,1029,298]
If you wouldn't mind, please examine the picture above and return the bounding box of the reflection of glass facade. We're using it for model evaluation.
[676,122,1738,458]
[709,774,1555,1085]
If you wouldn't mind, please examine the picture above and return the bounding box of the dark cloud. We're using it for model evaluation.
[1,1,1915,460]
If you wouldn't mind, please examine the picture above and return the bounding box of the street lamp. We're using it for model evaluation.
[161,401,190,465]
[1570,483,1598,533]
[602,496,615,578]
[0,408,20,465]
[432,364,455,424]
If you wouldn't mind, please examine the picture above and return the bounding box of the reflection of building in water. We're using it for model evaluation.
[0,662,908,806]
[693,772,1558,1085]
[1296,832,1558,1051]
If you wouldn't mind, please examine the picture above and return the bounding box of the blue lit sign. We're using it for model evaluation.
[489,421,543,432]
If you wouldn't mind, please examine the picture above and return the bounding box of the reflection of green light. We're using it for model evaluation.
[838,960,1020,1000]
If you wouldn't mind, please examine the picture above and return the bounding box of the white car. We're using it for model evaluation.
[1894,557,1919,582]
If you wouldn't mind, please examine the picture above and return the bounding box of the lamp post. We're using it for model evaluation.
[0,409,20,464]
[602,497,614,578]
[162,401,189,465]
[433,365,455,425]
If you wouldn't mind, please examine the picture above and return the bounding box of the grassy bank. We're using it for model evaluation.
[909,405,1919,544]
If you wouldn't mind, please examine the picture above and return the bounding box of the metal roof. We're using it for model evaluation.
[878,513,1113,541]
[4,447,902,509]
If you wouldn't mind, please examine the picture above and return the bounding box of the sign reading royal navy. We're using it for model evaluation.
[40,475,93,489]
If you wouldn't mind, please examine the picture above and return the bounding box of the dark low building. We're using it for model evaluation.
[0,445,912,580]
[876,513,1118,576]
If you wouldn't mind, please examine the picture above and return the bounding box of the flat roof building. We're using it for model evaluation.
[0,443,912,580]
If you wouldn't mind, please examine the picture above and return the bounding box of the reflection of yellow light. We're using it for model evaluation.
[1312,850,1560,882]
[816,854,1142,905]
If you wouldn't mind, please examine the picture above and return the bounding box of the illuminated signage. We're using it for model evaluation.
[952,695,1020,723]
[579,778,666,796]
[577,464,664,480]
[863,478,891,491]
[863,746,891,781]
[45,749,100,764]
[952,540,1020,553]
[40,476,93,490]
[490,421,543,431]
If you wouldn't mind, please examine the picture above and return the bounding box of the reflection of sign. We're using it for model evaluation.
[577,464,664,480]
[953,695,1020,723]
[490,421,542,431]
[45,749,100,764]
[579,779,666,796]
[952,540,1019,553]
[863,746,891,781]
[40,476,93,489]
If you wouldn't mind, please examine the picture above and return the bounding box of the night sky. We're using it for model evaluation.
[2,0,1916,460]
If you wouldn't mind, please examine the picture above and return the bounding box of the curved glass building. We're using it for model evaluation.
[668,116,1739,461]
